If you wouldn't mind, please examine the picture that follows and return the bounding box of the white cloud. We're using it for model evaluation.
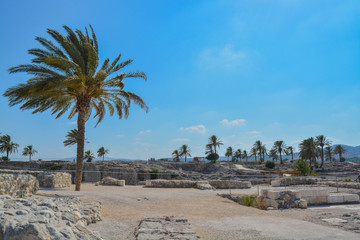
[172,138,190,142]
[221,119,246,127]
[198,44,246,69]
[138,130,151,135]
[248,131,261,135]
[180,125,207,134]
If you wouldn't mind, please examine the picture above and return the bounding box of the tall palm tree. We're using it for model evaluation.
[84,150,95,162]
[251,146,258,161]
[315,135,331,168]
[22,145,38,161]
[272,140,287,164]
[242,150,248,161]
[325,146,333,162]
[179,144,191,162]
[254,140,263,161]
[172,150,181,162]
[334,145,347,161]
[208,135,223,154]
[97,147,109,161]
[0,135,19,160]
[299,137,318,167]
[225,146,233,161]
[4,25,148,191]
[286,146,294,161]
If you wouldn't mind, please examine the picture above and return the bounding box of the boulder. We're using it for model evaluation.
[101,177,125,186]
[37,172,71,188]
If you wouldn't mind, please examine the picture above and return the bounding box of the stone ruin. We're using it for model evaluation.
[95,176,125,186]
[136,216,200,240]
[0,174,39,198]
[271,176,318,187]
[145,179,251,190]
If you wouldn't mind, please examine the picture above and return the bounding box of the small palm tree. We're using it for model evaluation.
[225,146,233,161]
[325,146,333,162]
[97,147,109,161]
[4,25,148,191]
[234,149,242,162]
[172,150,181,162]
[315,135,331,168]
[84,150,95,162]
[22,145,38,161]
[334,145,347,162]
[208,135,223,154]
[179,144,191,162]
[285,146,294,161]
[242,150,248,161]
[269,148,278,161]
[272,140,287,164]
[254,140,263,161]
[261,144,267,161]
[299,137,318,167]
[0,135,19,161]
[251,146,258,161]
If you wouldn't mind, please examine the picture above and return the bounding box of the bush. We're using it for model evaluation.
[257,160,263,164]
[340,157,346,162]
[206,153,219,163]
[344,179,351,182]
[47,163,63,170]
[238,195,256,207]
[150,168,159,180]
[1,156,9,162]
[293,159,318,176]
[265,161,275,169]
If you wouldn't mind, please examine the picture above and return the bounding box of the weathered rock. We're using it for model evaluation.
[0,174,39,197]
[37,172,71,188]
[100,177,125,186]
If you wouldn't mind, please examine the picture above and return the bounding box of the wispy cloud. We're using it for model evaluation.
[138,129,151,135]
[198,44,246,70]
[221,119,246,127]
[172,138,190,142]
[180,125,207,134]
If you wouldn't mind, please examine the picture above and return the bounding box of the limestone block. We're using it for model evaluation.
[328,194,344,204]
[270,180,281,187]
[309,196,328,205]
[0,174,39,197]
[37,172,71,188]
[343,194,360,203]
[101,177,125,186]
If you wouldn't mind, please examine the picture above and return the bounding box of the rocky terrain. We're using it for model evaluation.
[0,195,102,240]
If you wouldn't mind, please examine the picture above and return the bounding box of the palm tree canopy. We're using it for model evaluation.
[225,146,233,157]
[299,137,318,161]
[84,150,95,159]
[208,135,223,153]
[286,146,293,155]
[273,140,286,154]
[22,145,38,156]
[0,135,19,155]
[315,135,331,147]
[334,145,346,155]
[172,150,181,160]
[63,129,79,146]
[205,144,214,155]
[4,25,148,126]
[179,144,191,157]
[97,147,109,157]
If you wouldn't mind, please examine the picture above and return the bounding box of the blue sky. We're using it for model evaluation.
[0,0,359,160]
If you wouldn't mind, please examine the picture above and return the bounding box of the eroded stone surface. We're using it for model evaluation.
[0,174,39,197]
[37,172,71,188]
[101,176,125,186]
[136,216,200,240]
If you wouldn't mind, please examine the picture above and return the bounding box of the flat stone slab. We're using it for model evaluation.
[322,218,348,225]
[136,216,200,240]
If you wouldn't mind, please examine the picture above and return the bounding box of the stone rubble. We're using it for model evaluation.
[136,216,200,240]
[0,174,39,197]
[98,176,125,186]
[0,195,102,240]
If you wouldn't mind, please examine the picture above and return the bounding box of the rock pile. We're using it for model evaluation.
[0,174,38,197]
[0,195,102,240]
[136,216,200,240]
[37,172,71,188]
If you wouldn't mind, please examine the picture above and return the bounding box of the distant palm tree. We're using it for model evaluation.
[225,146,233,161]
[299,137,318,167]
[97,147,109,161]
[334,145,347,161]
[205,143,214,155]
[0,135,19,160]
[208,135,223,154]
[261,144,267,161]
[172,150,181,162]
[4,25,148,191]
[254,140,263,161]
[286,146,294,161]
[242,150,248,161]
[84,150,95,162]
[272,140,287,164]
[251,147,258,161]
[22,145,38,161]
[315,135,331,168]
[269,148,278,161]
[234,149,242,162]
[325,146,333,162]
[179,144,191,162]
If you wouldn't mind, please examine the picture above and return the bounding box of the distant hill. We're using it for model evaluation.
[60,156,144,161]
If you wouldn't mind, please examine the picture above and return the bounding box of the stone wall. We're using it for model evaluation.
[208,180,251,189]
[145,179,251,189]
[0,174,39,197]
[259,189,307,209]
[324,181,360,189]
[37,172,71,188]
[146,180,198,188]
[271,177,318,187]
[0,196,102,240]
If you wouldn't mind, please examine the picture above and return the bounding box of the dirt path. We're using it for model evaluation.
[37,184,360,240]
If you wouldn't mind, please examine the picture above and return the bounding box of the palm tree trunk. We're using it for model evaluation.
[320,146,324,168]
[29,154,31,161]
[291,152,293,161]
[75,102,87,191]
[103,155,104,161]
[6,150,9,160]
[280,152,283,164]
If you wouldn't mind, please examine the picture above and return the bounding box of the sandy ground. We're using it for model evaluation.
[37,184,360,240]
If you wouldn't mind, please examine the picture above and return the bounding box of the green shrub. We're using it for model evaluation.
[293,159,318,176]
[257,160,263,164]
[340,157,346,162]
[1,156,9,162]
[238,195,256,207]
[150,168,159,180]
[265,161,275,169]
[344,179,351,182]
[47,163,63,170]
[206,153,219,163]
